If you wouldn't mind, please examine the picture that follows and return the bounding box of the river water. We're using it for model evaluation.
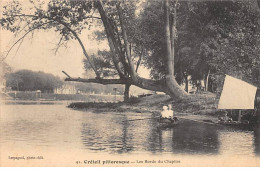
[1,100,260,157]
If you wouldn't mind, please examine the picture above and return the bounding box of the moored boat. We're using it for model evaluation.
[217,75,258,129]
[217,120,254,130]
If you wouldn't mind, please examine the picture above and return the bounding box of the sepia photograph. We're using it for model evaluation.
[0,0,260,167]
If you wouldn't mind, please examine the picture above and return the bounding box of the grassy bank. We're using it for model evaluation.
[68,92,219,116]
[69,92,260,125]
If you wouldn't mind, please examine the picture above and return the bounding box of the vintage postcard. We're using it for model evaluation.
[0,0,260,167]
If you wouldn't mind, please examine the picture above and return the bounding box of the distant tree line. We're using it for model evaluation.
[5,69,124,94]
[5,70,63,92]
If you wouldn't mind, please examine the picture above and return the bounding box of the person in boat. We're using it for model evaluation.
[219,111,232,122]
[161,106,170,119]
[168,104,178,122]
[168,104,173,118]
[224,113,232,122]
[160,105,177,122]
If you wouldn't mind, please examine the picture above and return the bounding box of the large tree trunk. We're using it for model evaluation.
[124,84,130,102]
[164,0,188,99]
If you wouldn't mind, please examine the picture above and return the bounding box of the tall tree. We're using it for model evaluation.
[1,0,188,100]
[138,0,260,91]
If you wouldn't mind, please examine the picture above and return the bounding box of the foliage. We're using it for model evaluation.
[83,50,118,77]
[5,69,63,92]
[137,0,260,87]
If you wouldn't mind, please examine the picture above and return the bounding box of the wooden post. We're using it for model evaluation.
[238,110,242,122]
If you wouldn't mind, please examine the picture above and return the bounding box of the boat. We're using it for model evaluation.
[157,117,179,128]
[217,75,258,129]
[217,120,256,130]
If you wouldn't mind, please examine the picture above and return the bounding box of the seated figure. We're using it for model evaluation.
[161,106,169,118]
[168,104,174,119]
[218,111,232,122]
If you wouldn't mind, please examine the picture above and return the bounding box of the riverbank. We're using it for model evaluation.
[68,93,223,123]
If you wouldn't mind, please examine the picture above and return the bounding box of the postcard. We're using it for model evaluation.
[1,0,260,167]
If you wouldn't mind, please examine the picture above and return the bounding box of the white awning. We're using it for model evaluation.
[218,75,257,109]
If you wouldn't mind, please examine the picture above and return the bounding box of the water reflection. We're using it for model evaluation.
[0,102,260,156]
[157,120,219,155]
[219,130,254,156]
[80,112,259,156]
[81,115,220,154]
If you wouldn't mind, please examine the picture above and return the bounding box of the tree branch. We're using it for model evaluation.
[116,3,137,77]
[7,13,125,79]
[54,35,64,55]
[62,71,168,93]
[62,71,71,78]
[13,36,25,57]
[62,71,131,85]
[95,1,127,78]
[111,18,130,74]
[56,21,100,78]
[65,77,129,85]
[10,14,101,78]
[135,49,143,72]
[1,21,53,63]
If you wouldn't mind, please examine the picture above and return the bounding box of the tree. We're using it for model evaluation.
[5,70,63,92]
[0,0,188,100]
[138,0,260,92]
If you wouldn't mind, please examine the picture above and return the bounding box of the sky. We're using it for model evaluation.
[1,28,107,78]
[0,27,151,95]
[1,28,150,79]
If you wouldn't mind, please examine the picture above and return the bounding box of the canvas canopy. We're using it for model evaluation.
[218,75,257,109]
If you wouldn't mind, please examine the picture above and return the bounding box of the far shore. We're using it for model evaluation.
[2,91,123,102]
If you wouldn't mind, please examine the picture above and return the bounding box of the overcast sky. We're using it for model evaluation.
[1,27,107,77]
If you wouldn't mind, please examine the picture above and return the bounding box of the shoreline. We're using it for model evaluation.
[66,93,259,127]
[67,93,222,124]
[2,93,258,126]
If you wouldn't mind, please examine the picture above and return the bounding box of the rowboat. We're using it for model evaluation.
[157,117,179,128]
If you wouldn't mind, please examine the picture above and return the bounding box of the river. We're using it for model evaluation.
[0,100,260,158]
